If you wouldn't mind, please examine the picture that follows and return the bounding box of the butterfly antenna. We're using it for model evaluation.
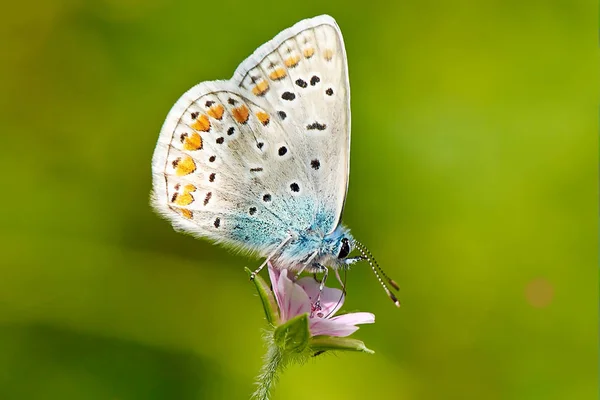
[354,241,400,307]
[355,241,400,291]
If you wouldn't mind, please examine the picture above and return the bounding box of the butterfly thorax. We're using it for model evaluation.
[275,224,353,271]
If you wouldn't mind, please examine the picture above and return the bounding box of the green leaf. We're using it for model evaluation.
[246,267,279,325]
[309,336,375,354]
[273,313,310,353]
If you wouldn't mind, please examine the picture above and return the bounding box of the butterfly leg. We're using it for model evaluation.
[334,268,345,288]
[310,262,328,316]
[330,257,362,300]
[294,252,319,280]
[250,235,293,280]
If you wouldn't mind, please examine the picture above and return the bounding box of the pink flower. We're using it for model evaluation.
[268,264,375,337]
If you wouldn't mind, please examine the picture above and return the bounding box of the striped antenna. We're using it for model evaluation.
[356,241,400,291]
[354,241,400,307]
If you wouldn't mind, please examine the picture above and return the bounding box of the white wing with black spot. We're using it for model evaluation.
[151,15,350,256]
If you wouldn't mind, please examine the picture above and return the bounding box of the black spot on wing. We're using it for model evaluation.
[295,79,307,88]
[281,92,295,101]
[306,122,327,131]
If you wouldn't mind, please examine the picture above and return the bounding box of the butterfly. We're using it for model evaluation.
[151,15,399,306]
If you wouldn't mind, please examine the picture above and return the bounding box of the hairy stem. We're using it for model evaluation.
[252,344,283,400]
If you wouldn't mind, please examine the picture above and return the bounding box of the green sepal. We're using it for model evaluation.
[273,313,310,353]
[309,336,375,354]
[246,267,279,325]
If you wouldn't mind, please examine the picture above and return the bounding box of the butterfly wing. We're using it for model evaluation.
[152,81,299,253]
[233,15,350,234]
[151,15,350,256]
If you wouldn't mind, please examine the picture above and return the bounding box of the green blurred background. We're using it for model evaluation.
[1,0,597,399]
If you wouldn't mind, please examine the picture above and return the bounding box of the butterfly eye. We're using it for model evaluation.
[337,238,350,259]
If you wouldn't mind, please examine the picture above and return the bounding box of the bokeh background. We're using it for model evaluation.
[1,0,597,399]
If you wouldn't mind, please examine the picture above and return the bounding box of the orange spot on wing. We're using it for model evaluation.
[256,111,270,126]
[232,105,249,124]
[183,184,196,193]
[252,80,270,96]
[171,183,197,206]
[284,55,300,68]
[182,132,203,151]
[323,49,333,61]
[191,114,210,132]
[174,192,194,206]
[174,156,196,176]
[180,209,193,219]
[207,104,224,120]
[303,48,314,58]
[269,68,287,81]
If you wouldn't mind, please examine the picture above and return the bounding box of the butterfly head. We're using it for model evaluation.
[314,225,355,269]
[337,237,352,259]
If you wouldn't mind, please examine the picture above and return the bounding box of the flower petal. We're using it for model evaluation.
[309,312,375,337]
[267,262,281,284]
[277,269,310,321]
[310,318,360,337]
[330,312,375,326]
[297,277,345,316]
[267,263,283,309]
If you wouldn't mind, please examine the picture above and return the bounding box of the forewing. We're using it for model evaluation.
[233,15,351,234]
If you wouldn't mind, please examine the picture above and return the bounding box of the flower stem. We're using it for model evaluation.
[252,344,283,400]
